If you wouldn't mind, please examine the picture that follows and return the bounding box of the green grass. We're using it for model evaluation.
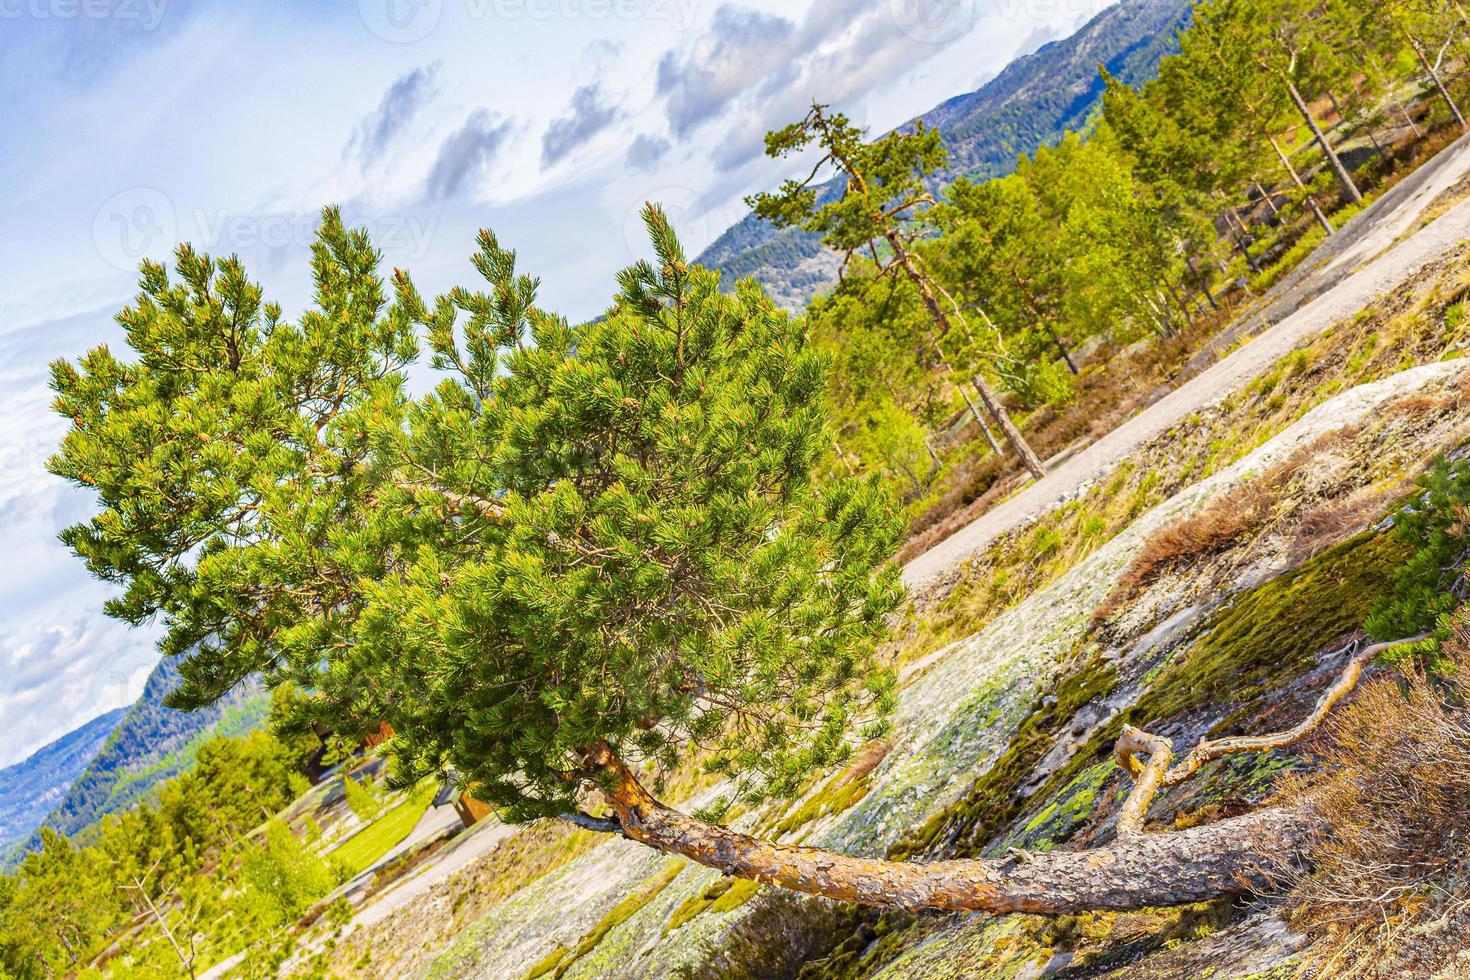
[328,777,437,877]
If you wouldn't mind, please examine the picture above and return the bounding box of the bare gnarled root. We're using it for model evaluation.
[1113,634,1429,833]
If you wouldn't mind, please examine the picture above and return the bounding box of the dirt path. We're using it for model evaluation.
[903,132,1470,589]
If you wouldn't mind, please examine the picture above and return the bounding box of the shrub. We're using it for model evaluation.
[1284,611,1470,975]
[343,774,388,824]
[1093,430,1355,624]
[1366,456,1470,641]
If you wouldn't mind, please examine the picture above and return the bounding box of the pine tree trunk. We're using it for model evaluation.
[1286,81,1363,204]
[585,745,1314,915]
[1200,281,1221,310]
[885,231,1045,480]
[1225,209,1260,272]
[1164,281,1196,328]
[1394,93,1423,139]
[970,372,1045,480]
[958,385,1003,454]
[1409,33,1469,132]
[1269,134,1335,235]
[833,441,857,477]
[1252,180,1282,219]
[924,435,942,468]
[1046,324,1081,375]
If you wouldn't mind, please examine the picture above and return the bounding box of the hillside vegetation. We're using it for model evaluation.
[696,0,1193,308]
[0,708,125,859]
[2,0,1470,976]
[27,656,269,851]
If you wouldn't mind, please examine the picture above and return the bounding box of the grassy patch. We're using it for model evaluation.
[663,876,762,937]
[329,778,437,878]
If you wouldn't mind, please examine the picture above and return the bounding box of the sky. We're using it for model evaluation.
[0,0,1116,768]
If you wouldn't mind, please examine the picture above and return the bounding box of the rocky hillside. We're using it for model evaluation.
[24,656,268,850]
[267,189,1470,976]
[0,707,126,858]
[694,0,1191,308]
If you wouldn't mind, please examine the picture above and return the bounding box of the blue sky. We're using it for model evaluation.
[0,0,1112,767]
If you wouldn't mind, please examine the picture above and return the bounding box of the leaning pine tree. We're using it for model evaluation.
[748,104,1047,480]
[51,205,1439,915]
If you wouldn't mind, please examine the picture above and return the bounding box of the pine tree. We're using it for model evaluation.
[747,104,1047,480]
[48,205,1438,917]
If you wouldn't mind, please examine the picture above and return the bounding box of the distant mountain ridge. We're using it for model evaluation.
[0,707,127,856]
[16,655,268,856]
[694,0,1192,308]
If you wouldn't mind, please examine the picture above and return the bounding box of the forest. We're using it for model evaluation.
[3,0,1470,975]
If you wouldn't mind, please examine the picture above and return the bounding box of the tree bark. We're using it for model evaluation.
[885,230,1045,480]
[1408,32,1469,133]
[1045,323,1081,375]
[1269,134,1335,236]
[1252,180,1282,219]
[583,743,1312,915]
[1224,208,1261,272]
[1286,81,1363,204]
[1393,92,1423,139]
[958,384,1003,455]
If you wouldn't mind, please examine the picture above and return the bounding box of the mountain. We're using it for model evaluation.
[0,707,128,855]
[694,0,1192,309]
[18,655,268,855]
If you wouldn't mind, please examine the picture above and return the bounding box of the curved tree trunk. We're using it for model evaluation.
[583,744,1313,915]
[573,634,1424,916]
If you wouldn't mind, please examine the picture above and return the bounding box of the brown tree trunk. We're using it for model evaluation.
[1252,180,1282,219]
[1409,32,1469,132]
[958,384,1003,455]
[885,231,1045,480]
[1224,208,1261,272]
[584,743,1313,915]
[1393,93,1423,139]
[1045,323,1081,375]
[1286,81,1363,204]
[1269,134,1335,236]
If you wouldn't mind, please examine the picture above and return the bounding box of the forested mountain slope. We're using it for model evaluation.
[24,656,268,850]
[0,708,126,856]
[694,0,1192,307]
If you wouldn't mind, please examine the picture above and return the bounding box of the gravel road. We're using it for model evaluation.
[903,132,1470,590]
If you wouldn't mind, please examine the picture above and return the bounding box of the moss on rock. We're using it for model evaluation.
[887,648,1118,861]
[525,860,684,979]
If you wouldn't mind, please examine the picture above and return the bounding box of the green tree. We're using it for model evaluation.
[48,205,1450,916]
[748,103,1047,479]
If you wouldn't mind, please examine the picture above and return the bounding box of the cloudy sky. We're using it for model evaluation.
[0,0,1114,768]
